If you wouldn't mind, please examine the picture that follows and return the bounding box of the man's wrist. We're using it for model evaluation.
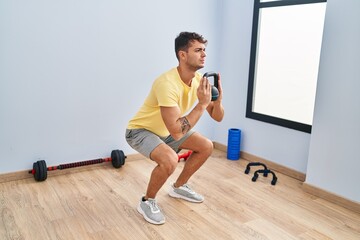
[196,102,208,111]
[213,101,222,107]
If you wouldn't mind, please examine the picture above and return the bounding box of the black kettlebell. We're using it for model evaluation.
[203,72,219,101]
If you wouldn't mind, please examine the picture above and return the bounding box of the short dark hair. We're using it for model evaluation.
[175,32,207,60]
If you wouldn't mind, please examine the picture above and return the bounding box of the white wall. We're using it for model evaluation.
[306,0,360,202]
[0,0,219,173]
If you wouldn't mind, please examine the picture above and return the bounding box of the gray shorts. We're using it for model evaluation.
[125,128,195,159]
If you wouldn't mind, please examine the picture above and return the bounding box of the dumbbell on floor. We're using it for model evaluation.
[178,150,193,162]
[29,149,126,182]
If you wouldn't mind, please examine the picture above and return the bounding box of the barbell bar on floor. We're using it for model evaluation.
[29,149,126,182]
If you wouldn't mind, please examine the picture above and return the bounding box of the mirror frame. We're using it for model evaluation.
[246,0,327,133]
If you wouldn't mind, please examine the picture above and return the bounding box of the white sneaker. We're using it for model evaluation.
[137,197,165,225]
[168,182,204,203]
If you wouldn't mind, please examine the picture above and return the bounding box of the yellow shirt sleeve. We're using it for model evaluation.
[153,77,179,107]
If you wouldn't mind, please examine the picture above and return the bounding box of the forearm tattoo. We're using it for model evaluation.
[177,116,191,134]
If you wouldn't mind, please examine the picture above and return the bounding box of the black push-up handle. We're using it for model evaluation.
[245,162,269,176]
[252,169,278,185]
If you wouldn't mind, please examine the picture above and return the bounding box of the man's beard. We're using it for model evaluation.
[191,64,204,71]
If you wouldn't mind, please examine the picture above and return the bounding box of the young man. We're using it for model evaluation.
[125,32,224,225]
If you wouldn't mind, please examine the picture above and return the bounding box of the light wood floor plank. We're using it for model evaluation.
[0,149,359,240]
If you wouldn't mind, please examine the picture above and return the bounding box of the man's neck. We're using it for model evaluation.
[177,66,196,86]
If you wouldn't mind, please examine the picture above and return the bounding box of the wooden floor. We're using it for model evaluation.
[1,149,359,240]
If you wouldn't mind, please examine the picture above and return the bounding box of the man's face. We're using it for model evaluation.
[181,40,207,70]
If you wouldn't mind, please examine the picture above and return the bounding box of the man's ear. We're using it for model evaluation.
[179,50,186,60]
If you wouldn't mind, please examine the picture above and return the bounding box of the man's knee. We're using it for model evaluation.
[162,153,178,175]
[192,137,213,157]
[151,146,178,175]
[202,138,214,156]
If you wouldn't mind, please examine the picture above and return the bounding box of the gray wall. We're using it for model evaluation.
[1,0,358,203]
[306,0,360,202]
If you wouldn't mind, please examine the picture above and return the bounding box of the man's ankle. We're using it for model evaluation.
[173,182,184,188]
